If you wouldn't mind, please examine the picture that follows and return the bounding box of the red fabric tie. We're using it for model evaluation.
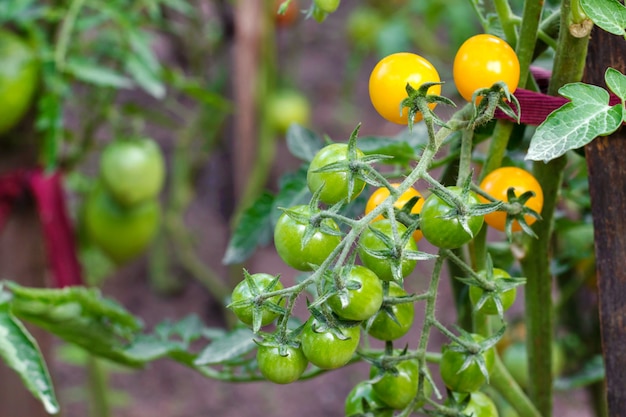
[0,169,83,288]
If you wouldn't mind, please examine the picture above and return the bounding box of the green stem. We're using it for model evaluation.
[54,0,86,70]
[481,121,515,180]
[457,128,474,187]
[87,355,110,417]
[493,0,518,45]
[516,0,544,88]
[491,356,542,417]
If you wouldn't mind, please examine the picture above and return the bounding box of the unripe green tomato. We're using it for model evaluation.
[0,30,39,135]
[326,265,384,322]
[100,138,166,207]
[307,143,366,205]
[267,90,310,134]
[469,268,517,315]
[462,392,500,417]
[84,186,160,264]
[345,381,393,417]
[256,344,308,384]
[301,319,360,369]
[371,359,432,410]
[230,273,284,327]
[346,7,384,49]
[440,333,495,393]
[314,0,340,13]
[365,282,414,341]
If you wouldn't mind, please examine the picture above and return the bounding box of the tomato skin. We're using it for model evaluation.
[314,0,340,13]
[345,381,393,417]
[420,186,484,249]
[365,282,414,341]
[100,138,165,207]
[479,166,544,232]
[440,333,495,393]
[84,186,160,264]
[267,89,310,134]
[0,30,39,135]
[230,273,284,327]
[256,344,308,384]
[453,34,520,102]
[300,319,360,369]
[357,219,417,281]
[469,268,517,315]
[307,143,366,205]
[369,52,441,124]
[365,183,424,242]
[326,265,384,322]
[274,205,341,271]
[462,391,500,417]
[371,359,420,409]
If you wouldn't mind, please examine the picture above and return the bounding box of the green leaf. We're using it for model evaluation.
[194,327,256,366]
[272,166,311,226]
[0,303,59,414]
[65,58,134,89]
[358,135,419,165]
[286,124,324,162]
[605,67,626,101]
[554,355,605,390]
[526,83,624,162]
[125,54,165,99]
[222,192,274,265]
[580,0,626,38]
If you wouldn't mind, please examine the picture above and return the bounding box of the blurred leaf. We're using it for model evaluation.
[286,124,324,162]
[36,91,63,170]
[358,135,419,165]
[223,192,274,265]
[272,166,311,226]
[0,300,59,414]
[125,54,165,99]
[194,327,256,366]
[65,58,134,89]
[0,0,48,24]
[554,355,605,390]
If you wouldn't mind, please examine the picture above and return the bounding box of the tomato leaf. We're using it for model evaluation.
[0,295,59,414]
[605,67,626,102]
[580,0,626,38]
[526,82,624,162]
[286,124,325,162]
[222,192,274,265]
[65,58,134,89]
[272,167,311,226]
[194,327,256,366]
[358,136,419,165]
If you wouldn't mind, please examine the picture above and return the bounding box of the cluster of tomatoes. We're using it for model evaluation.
[83,138,165,264]
[230,31,545,415]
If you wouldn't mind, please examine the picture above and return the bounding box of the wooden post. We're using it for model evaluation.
[584,27,626,413]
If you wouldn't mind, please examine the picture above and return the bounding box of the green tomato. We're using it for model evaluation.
[462,391,500,417]
[256,344,308,384]
[420,186,484,249]
[100,137,165,207]
[469,268,517,315]
[326,265,383,322]
[314,0,340,13]
[440,333,495,393]
[301,319,360,369]
[0,30,38,135]
[365,282,414,341]
[84,186,160,264]
[357,219,417,281]
[346,6,384,49]
[307,143,366,205]
[267,90,311,134]
[274,205,341,271]
[230,273,284,327]
[345,381,393,417]
[371,359,422,410]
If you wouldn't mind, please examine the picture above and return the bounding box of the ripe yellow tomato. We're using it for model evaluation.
[369,53,440,124]
[365,183,424,241]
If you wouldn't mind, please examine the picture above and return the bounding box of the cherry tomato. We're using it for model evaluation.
[365,183,424,242]
[83,186,160,264]
[365,282,414,341]
[274,0,299,27]
[267,89,310,134]
[369,52,441,124]
[420,186,484,249]
[461,391,499,417]
[314,0,340,13]
[479,166,544,232]
[357,219,417,281]
[326,265,384,322]
[230,273,284,327]
[371,359,427,410]
[274,205,341,271]
[469,268,517,315]
[453,34,520,102]
[307,143,366,205]
[300,319,360,369]
[256,344,308,384]
[440,333,495,393]
[0,29,39,135]
[346,6,384,50]
[345,381,393,417]
[100,138,165,207]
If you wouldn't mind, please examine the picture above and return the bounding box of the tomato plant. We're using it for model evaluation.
[368,52,441,124]
[100,138,165,207]
[453,34,520,102]
[371,358,427,410]
[326,265,384,322]
[365,183,425,242]
[469,268,517,315]
[479,166,544,233]
[440,333,495,393]
[420,186,484,249]
[273,205,342,271]
[0,29,38,135]
[300,319,360,369]
[230,272,284,327]
[345,381,393,417]
[256,344,308,384]
[307,143,366,205]
[364,282,414,341]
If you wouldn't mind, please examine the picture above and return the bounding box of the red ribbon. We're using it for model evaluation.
[0,168,82,288]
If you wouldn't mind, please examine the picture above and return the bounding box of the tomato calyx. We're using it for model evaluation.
[278,204,343,254]
[470,81,521,128]
[445,327,504,384]
[307,306,361,340]
[401,81,455,133]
